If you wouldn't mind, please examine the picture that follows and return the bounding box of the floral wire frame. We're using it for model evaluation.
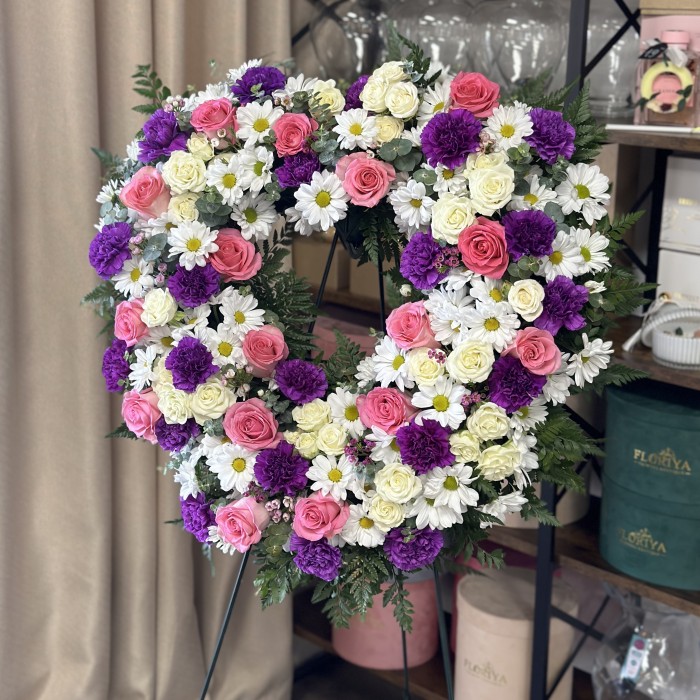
[86,32,649,632]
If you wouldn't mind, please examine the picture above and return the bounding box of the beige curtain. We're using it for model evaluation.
[0,1,310,698]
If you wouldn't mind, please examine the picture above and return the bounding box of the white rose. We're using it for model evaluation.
[385,82,420,119]
[187,133,215,161]
[374,462,422,504]
[373,61,407,83]
[360,75,391,112]
[168,193,200,223]
[478,441,521,481]
[373,116,405,145]
[368,495,405,532]
[294,431,320,459]
[446,341,495,384]
[162,151,207,194]
[468,165,515,216]
[292,399,331,432]
[190,379,234,423]
[431,193,475,244]
[316,423,348,456]
[449,431,481,463]
[467,402,510,440]
[141,288,178,328]
[150,358,172,390]
[407,348,444,387]
[508,279,545,322]
[465,151,509,171]
[157,386,193,424]
[313,79,345,114]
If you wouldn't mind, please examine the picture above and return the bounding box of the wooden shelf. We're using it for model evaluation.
[606,316,700,392]
[488,499,700,617]
[605,126,700,153]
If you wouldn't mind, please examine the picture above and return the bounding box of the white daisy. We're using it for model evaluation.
[511,432,539,490]
[407,494,463,530]
[227,59,263,83]
[199,432,232,458]
[96,179,121,204]
[388,179,434,234]
[174,449,203,499]
[572,227,610,274]
[206,155,245,206]
[484,103,533,151]
[182,82,231,112]
[368,427,403,464]
[403,124,425,148]
[168,221,219,270]
[220,290,266,339]
[238,146,274,194]
[422,463,479,512]
[469,276,510,306]
[585,279,607,295]
[135,212,176,238]
[235,101,284,147]
[341,504,386,547]
[462,300,520,352]
[327,387,364,438]
[556,163,611,226]
[307,454,354,501]
[508,173,558,211]
[126,139,140,162]
[510,397,548,434]
[294,170,349,231]
[128,345,159,391]
[200,323,246,368]
[478,491,528,528]
[412,376,466,429]
[567,333,613,388]
[207,443,257,493]
[373,336,414,391]
[432,164,469,196]
[417,81,452,125]
[425,285,475,347]
[441,268,474,292]
[538,230,585,281]
[333,108,377,150]
[171,304,212,340]
[146,325,176,354]
[230,193,278,241]
[113,257,155,298]
[542,354,573,405]
[284,205,315,237]
[355,356,377,389]
[272,73,318,102]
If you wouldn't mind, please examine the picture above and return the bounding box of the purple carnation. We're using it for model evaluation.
[488,355,547,414]
[164,336,217,392]
[180,493,216,543]
[138,109,189,163]
[399,231,449,291]
[502,209,557,261]
[384,527,444,571]
[155,417,201,452]
[231,66,286,104]
[275,359,328,405]
[167,263,220,308]
[535,275,589,336]
[396,419,454,475]
[254,441,309,496]
[88,222,133,280]
[525,108,576,165]
[420,109,482,169]
[275,151,321,189]
[290,533,342,581]
[344,75,369,110]
[102,338,130,392]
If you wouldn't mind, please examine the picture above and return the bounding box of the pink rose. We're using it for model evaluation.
[190,98,237,142]
[336,152,395,208]
[503,327,561,376]
[242,325,290,378]
[209,228,262,282]
[223,398,282,450]
[449,72,500,118]
[119,166,171,219]
[458,217,509,279]
[386,301,439,350]
[271,113,317,156]
[114,299,148,347]
[121,389,161,444]
[215,496,270,552]
[356,387,417,435]
[293,492,350,541]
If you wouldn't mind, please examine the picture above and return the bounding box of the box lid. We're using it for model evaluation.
[607,382,700,429]
[641,1,700,15]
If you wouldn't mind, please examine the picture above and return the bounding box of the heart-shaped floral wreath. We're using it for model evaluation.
[87,38,646,628]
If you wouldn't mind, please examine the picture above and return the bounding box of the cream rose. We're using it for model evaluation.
[141,288,178,328]
[191,379,234,423]
[294,431,320,460]
[360,75,391,112]
[373,116,404,145]
[368,495,405,531]
[373,61,407,83]
[150,358,173,390]
[168,193,200,223]
[316,423,348,456]
[478,441,521,481]
[156,385,193,424]
[465,151,509,171]
[407,348,444,387]
[292,399,331,432]
[431,193,475,244]
[313,80,345,114]
[449,430,481,463]
[467,402,510,441]
[385,82,419,119]
[374,463,422,504]
[508,279,545,322]
[467,165,515,216]
[187,133,215,161]
[446,340,495,384]
[162,151,207,194]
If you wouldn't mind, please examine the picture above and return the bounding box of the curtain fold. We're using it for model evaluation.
[0,1,299,698]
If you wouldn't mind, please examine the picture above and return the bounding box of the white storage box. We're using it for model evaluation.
[660,156,700,255]
[657,248,700,299]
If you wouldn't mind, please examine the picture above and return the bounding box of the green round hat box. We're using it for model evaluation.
[600,383,700,590]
